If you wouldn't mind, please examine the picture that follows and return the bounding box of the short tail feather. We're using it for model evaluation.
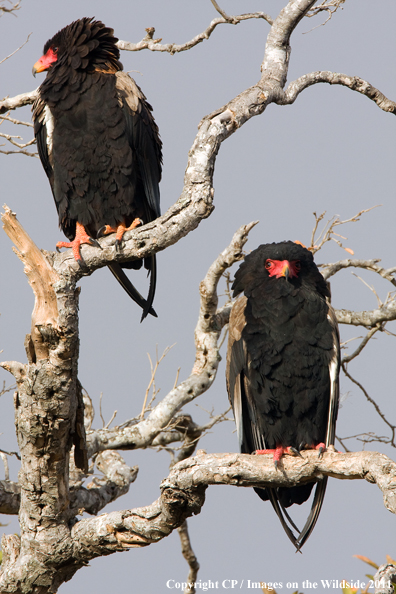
[107,261,157,320]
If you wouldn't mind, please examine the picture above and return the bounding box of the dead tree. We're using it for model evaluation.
[0,1,395,592]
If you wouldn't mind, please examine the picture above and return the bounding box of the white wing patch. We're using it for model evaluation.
[326,309,340,447]
[43,105,54,159]
[233,383,243,450]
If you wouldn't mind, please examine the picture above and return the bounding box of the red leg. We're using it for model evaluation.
[314,442,326,458]
[97,219,142,250]
[56,221,100,263]
[255,446,300,469]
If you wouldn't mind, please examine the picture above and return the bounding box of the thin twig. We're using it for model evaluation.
[309,206,380,255]
[140,345,175,419]
[0,0,21,16]
[335,435,351,453]
[0,32,31,65]
[341,325,382,365]
[0,113,33,127]
[342,363,396,448]
[304,0,345,33]
[0,147,38,157]
[0,448,20,461]
[117,12,273,55]
[178,521,200,594]
[210,0,238,24]
[173,367,181,390]
[104,410,117,429]
[0,132,36,148]
[99,393,105,428]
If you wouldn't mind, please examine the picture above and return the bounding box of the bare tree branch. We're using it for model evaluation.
[178,521,200,594]
[1,205,60,360]
[0,147,37,157]
[0,113,33,127]
[0,450,138,518]
[282,71,396,114]
[309,207,380,256]
[0,90,38,115]
[0,1,394,590]
[117,13,273,55]
[334,301,396,328]
[304,0,345,31]
[68,449,396,564]
[0,31,30,65]
[0,1,20,17]
[68,451,138,518]
[342,364,396,449]
[321,258,396,287]
[210,0,239,24]
[86,222,256,457]
[341,325,382,365]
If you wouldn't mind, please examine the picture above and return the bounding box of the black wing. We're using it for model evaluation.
[226,295,340,551]
[115,72,162,320]
[115,71,162,219]
[296,300,340,549]
[226,295,302,550]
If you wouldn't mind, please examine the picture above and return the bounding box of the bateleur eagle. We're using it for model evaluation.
[32,18,162,320]
[226,241,340,550]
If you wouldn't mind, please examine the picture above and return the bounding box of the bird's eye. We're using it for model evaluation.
[294,261,301,270]
[52,46,58,53]
[265,260,273,270]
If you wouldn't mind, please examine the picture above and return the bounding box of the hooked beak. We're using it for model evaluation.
[282,263,290,282]
[32,58,48,77]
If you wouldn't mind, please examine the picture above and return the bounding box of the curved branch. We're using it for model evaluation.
[117,13,273,55]
[70,449,396,562]
[342,364,396,447]
[282,71,396,114]
[0,89,38,115]
[1,206,60,360]
[86,223,256,457]
[68,451,138,518]
[321,258,396,287]
[0,451,138,518]
[335,301,396,327]
[341,326,382,365]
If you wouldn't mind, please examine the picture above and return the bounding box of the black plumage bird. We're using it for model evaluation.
[226,241,340,550]
[32,18,162,320]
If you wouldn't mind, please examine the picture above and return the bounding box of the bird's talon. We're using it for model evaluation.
[289,447,302,457]
[97,226,106,239]
[77,258,87,270]
[88,237,101,249]
[115,239,123,252]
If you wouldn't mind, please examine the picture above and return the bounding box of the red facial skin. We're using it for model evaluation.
[265,259,301,279]
[32,47,58,75]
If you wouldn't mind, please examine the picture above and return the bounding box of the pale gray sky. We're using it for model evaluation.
[1,1,395,592]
